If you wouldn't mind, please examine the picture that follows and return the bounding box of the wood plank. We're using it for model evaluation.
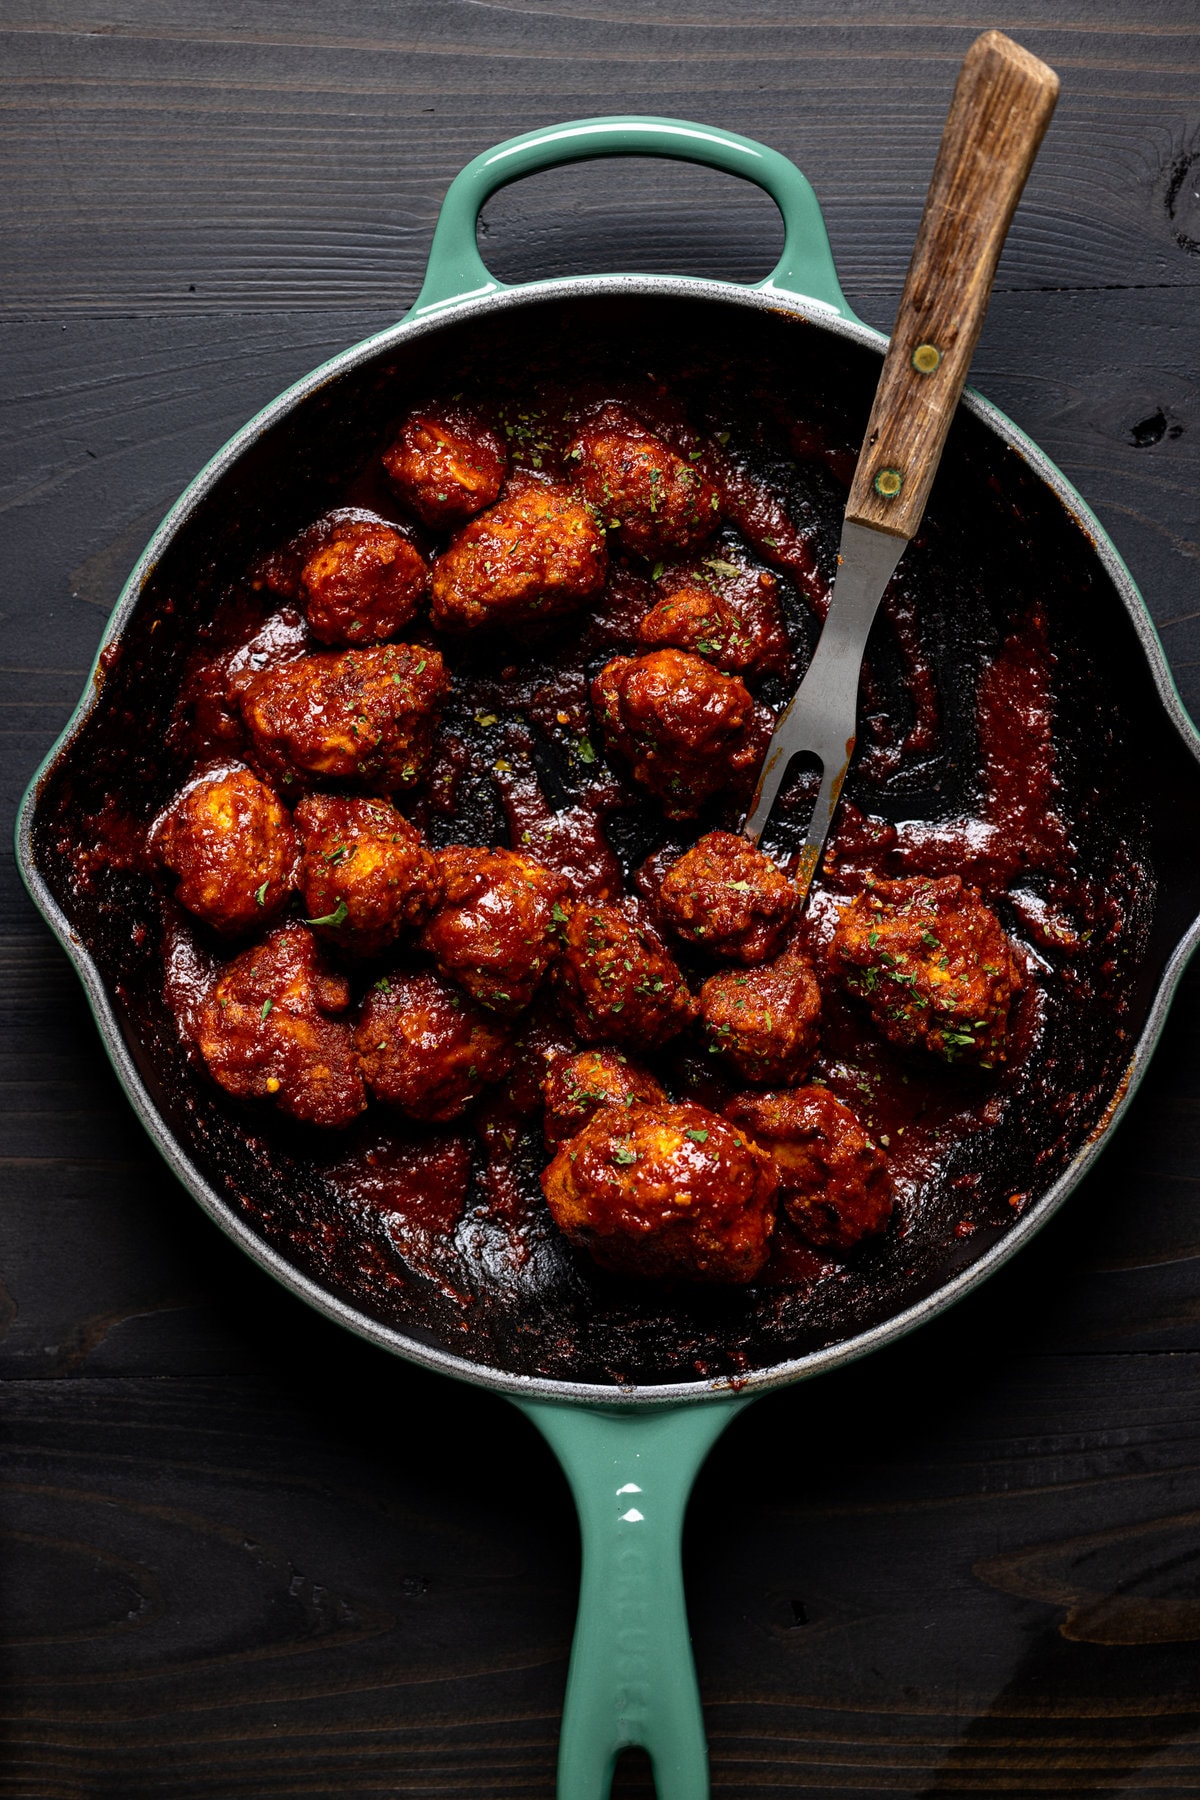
[0,1,1197,319]
[4,7,1200,1791]
[5,1354,1200,1796]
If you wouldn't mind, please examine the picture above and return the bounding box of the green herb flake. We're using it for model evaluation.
[260,999,273,1022]
[685,1128,709,1144]
[614,1146,638,1166]
[254,880,269,907]
[303,899,349,928]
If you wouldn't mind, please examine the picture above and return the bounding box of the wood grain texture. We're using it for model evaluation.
[847,31,1060,536]
[3,3,1200,1795]
[1,1,1199,318]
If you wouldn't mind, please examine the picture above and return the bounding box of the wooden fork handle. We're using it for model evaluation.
[846,30,1059,539]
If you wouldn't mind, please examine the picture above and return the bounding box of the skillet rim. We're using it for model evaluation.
[16,272,1200,1406]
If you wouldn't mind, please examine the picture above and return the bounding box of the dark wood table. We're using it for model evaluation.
[4,4,1199,1794]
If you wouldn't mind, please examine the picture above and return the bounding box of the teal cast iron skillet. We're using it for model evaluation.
[17,118,1200,1799]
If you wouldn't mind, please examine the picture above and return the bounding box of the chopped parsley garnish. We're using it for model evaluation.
[303,899,349,928]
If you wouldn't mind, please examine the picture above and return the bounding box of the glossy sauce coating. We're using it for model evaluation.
[152,764,299,934]
[636,584,763,674]
[430,475,608,631]
[195,923,366,1126]
[542,1047,667,1149]
[419,846,568,1015]
[699,950,822,1085]
[725,1085,892,1250]
[827,875,1023,1067]
[382,402,507,530]
[294,793,442,958]
[555,899,697,1050]
[300,520,428,647]
[571,414,721,559]
[658,830,797,963]
[542,1100,778,1283]
[354,968,513,1122]
[233,643,447,793]
[593,647,772,820]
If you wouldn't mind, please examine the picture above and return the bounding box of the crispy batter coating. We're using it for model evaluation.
[354,969,513,1122]
[659,830,796,964]
[167,610,311,765]
[430,476,608,632]
[153,765,299,934]
[570,423,720,559]
[382,403,507,530]
[294,794,442,958]
[300,519,428,646]
[699,950,821,1084]
[194,924,366,1126]
[556,900,696,1049]
[255,509,397,601]
[827,875,1022,1066]
[725,1086,892,1250]
[541,1100,778,1283]
[636,585,759,673]
[419,846,568,1015]
[542,1047,667,1150]
[232,644,447,794]
[592,649,772,820]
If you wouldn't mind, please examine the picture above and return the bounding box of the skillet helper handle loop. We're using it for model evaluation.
[411,114,851,318]
[515,1397,748,1800]
[846,30,1059,540]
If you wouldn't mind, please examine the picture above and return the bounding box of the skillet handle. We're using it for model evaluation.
[410,115,853,319]
[514,1396,749,1800]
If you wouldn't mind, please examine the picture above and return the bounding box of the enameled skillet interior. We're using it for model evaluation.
[29,292,1200,1387]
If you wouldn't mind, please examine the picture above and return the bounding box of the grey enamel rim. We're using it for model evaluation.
[17,273,1200,1407]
